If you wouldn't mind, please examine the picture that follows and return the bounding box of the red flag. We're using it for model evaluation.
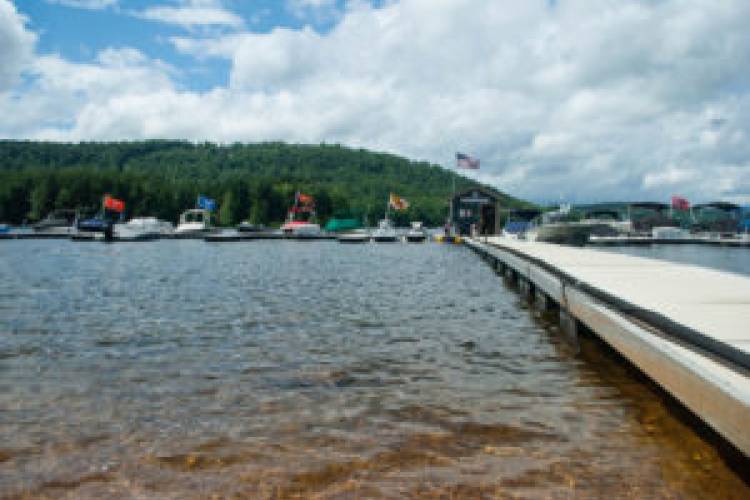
[671,196,690,211]
[103,194,125,213]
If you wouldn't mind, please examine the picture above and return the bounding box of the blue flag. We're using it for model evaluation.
[197,195,216,211]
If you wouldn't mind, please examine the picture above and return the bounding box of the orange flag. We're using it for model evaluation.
[389,193,410,210]
[297,192,314,205]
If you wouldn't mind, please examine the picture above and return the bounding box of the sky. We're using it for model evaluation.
[2,0,750,204]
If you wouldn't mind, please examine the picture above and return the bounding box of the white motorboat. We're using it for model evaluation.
[526,205,614,246]
[372,193,408,242]
[651,226,692,240]
[237,221,266,233]
[405,221,427,242]
[372,218,398,242]
[115,217,173,241]
[33,209,78,235]
[175,208,213,237]
[281,220,322,237]
[281,192,322,237]
[337,228,370,243]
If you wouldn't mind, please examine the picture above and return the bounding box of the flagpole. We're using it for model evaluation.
[451,174,456,231]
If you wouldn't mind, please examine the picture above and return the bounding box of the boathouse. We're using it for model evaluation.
[451,187,505,235]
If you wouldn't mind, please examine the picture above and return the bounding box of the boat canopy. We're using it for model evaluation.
[692,202,741,212]
[324,218,362,232]
[504,220,533,234]
[628,202,669,211]
[581,209,622,220]
[506,209,542,221]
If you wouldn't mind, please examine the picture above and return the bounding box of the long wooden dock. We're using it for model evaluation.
[465,236,750,456]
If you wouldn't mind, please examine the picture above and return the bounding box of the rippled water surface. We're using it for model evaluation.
[1,240,748,498]
[594,243,750,277]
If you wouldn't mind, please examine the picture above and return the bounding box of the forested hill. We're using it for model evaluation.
[0,140,528,226]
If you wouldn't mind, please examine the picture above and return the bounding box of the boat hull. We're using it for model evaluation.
[532,223,604,246]
[337,235,370,243]
[372,235,398,242]
[172,230,212,239]
[434,234,463,243]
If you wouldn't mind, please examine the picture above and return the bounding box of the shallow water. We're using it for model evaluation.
[0,240,748,498]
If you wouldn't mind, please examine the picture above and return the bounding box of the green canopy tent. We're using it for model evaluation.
[324,218,362,232]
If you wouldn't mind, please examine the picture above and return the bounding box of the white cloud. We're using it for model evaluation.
[45,0,117,9]
[642,166,699,189]
[134,0,243,30]
[0,0,36,91]
[0,47,175,139]
[5,0,750,204]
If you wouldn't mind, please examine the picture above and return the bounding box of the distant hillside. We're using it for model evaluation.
[0,140,529,226]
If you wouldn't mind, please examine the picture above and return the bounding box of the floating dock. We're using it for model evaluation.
[465,237,750,456]
[204,232,336,242]
[0,232,71,240]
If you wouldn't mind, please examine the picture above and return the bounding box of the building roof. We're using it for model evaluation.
[693,202,741,211]
[453,186,505,201]
[628,202,670,210]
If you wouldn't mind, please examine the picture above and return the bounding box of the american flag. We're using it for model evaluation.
[456,152,480,169]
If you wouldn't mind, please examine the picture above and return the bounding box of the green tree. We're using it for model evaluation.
[218,191,235,226]
[28,180,52,221]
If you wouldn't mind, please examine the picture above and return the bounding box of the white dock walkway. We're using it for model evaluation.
[466,237,750,456]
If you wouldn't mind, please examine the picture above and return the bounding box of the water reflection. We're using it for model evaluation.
[0,240,747,498]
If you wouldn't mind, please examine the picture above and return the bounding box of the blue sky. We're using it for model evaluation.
[19,0,357,90]
[2,0,750,204]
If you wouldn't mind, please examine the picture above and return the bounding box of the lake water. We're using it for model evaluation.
[0,240,748,498]
[593,243,750,277]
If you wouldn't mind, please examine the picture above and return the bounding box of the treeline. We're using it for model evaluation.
[0,140,527,226]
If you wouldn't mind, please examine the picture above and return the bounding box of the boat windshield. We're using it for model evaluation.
[185,211,205,223]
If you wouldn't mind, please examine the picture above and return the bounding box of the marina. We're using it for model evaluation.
[4,1,750,496]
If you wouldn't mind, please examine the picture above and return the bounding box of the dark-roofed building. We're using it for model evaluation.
[450,187,506,235]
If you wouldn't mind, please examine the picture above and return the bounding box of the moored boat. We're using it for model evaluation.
[281,192,322,237]
[371,218,398,242]
[175,208,213,237]
[525,205,610,246]
[115,217,173,241]
[33,209,78,235]
[337,228,370,243]
[651,226,692,240]
[372,193,408,242]
[237,221,265,233]
[405,221,427,242]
